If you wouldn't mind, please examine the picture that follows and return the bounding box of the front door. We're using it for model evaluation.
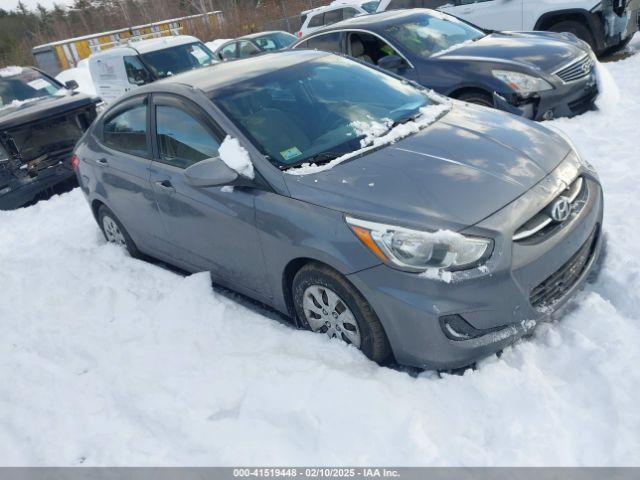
[148,93,270,299]
[440,0,523,32]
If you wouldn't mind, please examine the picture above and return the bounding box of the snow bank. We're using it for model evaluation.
[219,136,255,179]
[0,65,23,77]
[594,60,621,113]
[56,64,97,96]
[0,38,639,467]
[288,104,450,175]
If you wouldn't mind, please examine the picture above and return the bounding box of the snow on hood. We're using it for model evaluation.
[284,103,572,228]
[286,103,451,176]
[0,66,23,78]
[219,136,255,179]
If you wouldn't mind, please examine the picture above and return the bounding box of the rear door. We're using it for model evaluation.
[148,93,270,297]
[439,0,523,31]
[92,95,167,254]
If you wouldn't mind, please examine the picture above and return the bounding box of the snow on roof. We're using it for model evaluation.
[302,2,366,15]
[89,35,201,59]
[0,66,24,78]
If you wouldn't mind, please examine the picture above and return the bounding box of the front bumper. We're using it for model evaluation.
[494,71,599,121]
[347,165,604,370]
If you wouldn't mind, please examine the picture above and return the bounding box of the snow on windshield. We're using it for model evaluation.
[286,103,451,176]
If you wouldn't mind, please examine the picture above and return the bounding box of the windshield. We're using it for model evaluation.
[212,56,441,168]
[141,42,215,78]
[252,32,297,51]
[385,13,485,58]
[0,67,64,108]
[361,1,380,13]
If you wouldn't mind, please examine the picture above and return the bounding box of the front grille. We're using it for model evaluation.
[555,55,594,83]
[514,176,586,242]
[530,226,599,310]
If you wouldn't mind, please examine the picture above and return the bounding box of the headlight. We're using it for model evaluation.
[492,70,553,94]
[346,217,493,273]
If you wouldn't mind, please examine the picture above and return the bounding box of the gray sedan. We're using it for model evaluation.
[73,50,604,370]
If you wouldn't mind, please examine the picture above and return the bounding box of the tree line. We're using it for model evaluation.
[0,0,323,67]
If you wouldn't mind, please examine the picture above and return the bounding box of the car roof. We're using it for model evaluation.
[240,30,292,40]
[304,8,431,33]
[90,35,201,58]
[145,50,330,93]
[301,3,364,15]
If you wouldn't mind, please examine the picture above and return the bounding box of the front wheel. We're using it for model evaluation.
[456,91,494,108]
[548,21,597,53]
[292,262,392,364]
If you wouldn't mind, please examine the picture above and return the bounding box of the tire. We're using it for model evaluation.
[547,21,597,53]
[292,262,392,364]
[97,205,143,259]
[602,36,633,57]
[456,91,494,108]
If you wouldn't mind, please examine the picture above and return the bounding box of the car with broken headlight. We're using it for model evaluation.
[0,66,100,210]
[73,51,604,370]
[292,9,600,120]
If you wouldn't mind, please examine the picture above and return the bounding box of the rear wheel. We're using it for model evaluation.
[97,205,142,258]
[602,36,633,56]
[292,262,392,364]
[547,21,596,53]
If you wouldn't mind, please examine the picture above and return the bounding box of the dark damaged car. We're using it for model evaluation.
[0,66,100,210]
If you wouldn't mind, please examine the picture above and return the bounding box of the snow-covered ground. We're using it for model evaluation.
[1,36,639,466]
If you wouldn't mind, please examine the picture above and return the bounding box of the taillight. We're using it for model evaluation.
[71,154,79,171]
[297,31,302,38]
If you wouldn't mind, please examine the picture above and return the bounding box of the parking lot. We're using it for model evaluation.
[0,32,639,466]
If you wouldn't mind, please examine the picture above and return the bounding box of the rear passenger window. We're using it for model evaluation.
[220,43,237,60]
[324,9,343,25]
[307,33,343,53]
[102,104,149,158]
[308,14,324,28]
[156,105,221,168]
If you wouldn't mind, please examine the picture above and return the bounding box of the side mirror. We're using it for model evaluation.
[185,157,239,187]
[377,54,405,72]
[65,80,79,90]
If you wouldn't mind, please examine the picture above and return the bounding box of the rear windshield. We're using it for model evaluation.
[0,67,64,109]
[212,56,439,169]
[141,42,215,78]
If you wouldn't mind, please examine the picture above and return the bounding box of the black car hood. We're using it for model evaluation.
[0,92,100,131]
[284,104,571,230]
[435,32,590,73]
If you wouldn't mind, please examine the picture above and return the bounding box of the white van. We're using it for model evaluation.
[376,0,640,55]
[88,35,216,104]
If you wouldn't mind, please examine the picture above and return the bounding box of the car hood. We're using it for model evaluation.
[434,32,590,73]
[0,92,99,131]
[283,104,571,230]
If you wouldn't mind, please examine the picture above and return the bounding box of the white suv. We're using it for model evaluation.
[297,1,379,38]
[376,0,640,55]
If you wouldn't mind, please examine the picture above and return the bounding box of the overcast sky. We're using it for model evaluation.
[3,0,74,11]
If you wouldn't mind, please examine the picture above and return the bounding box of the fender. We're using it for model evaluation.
[534,8,607,52]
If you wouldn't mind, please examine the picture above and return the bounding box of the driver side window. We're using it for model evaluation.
[155,105,221,169]
[123,56,151,85]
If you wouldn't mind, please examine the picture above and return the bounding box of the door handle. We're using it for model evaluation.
[96,158,108,167]
[155,179,176,193]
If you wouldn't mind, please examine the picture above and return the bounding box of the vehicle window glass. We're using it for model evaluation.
[156,105,221,168]
[343,7,359,19]
[237,40,261,58]
[253,32,297,51]
[307,33,343,53]
[308,13,324,28]
[0,67,63,107]
[349,32,398,66]
[386,0,419,9]
[385,12,484,57]
[140,41,215,78]
[324,9,343,25]
[361,1,380,13]
[213,56,437,169]
[220,42,237,60]
[123,56,151,85]
[103,104,149,158]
